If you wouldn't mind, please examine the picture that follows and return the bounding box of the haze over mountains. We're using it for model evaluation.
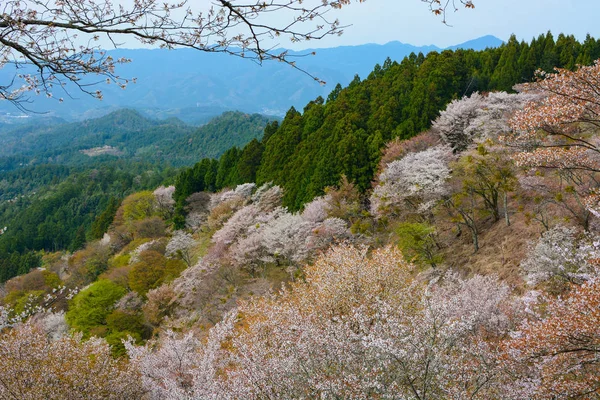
[0,35,503,123]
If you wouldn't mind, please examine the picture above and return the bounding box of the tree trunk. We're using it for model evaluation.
[503,191,510,226]
[471,225,479,253]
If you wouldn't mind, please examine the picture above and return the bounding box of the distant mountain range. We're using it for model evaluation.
[0,35,504,122]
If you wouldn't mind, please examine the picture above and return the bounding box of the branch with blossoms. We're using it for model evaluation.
[505,61,600,223]
[503,279,600,398]
[0,0,480,109]
[0,0,366,108]
[506,61,600,172]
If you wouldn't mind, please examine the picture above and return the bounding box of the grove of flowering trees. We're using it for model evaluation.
[209,183,350,271]
[0,321,144,399]
[127,244,513,399]
[6,37,600,400]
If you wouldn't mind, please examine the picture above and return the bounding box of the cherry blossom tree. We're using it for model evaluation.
[126,312,236,400]
[506,62,600,219]
[376,130,441,180]
[518,165,596,231]
[183,191,212,232]
[433,92,485,152]
[165,230,195,267]
[504,278,600,399]
[508,62,600,169]
[520,225,600,290]
[153,185,176,219]
[433,91,541,152]
[0,321,144,399]
[370,145,453,219]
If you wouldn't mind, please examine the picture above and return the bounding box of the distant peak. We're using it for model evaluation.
[445,35,505,51]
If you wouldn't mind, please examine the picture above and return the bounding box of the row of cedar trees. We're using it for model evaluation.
[173,32,600,222]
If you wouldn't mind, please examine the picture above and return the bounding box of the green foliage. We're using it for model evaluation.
[105,330,142,358]
[0,109,271,168]
[42,270,62,288]
[396,222,442,268]
[0,163,174,283]
[90,197,120,240]
[165,111,271,162]
[69,226,87,253]
[121,191,157,222]
[128,250,186,296]
[130,217,166,239]
[105,310,145,333]
[237,139,264,183]
[66,280,127,337]
[0,252,41,283]
[216,147,242,189]
[105,310,148,356]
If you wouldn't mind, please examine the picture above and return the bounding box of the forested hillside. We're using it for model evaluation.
[4,31,600,399]
[175,32,600,211]
[0,111,272,283]
[0,110,271,169]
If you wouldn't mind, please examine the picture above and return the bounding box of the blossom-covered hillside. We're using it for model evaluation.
[4,53,600,399]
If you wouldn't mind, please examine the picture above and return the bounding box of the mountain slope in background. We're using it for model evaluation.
[0,36,504,121]
[0,110,272,170]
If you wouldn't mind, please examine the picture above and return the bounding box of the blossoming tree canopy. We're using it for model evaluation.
[508,61,600,172]
[507,61,600,217]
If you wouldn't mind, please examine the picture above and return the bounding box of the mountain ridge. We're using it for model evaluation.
[0,109,273,169]
[0,35,504,121]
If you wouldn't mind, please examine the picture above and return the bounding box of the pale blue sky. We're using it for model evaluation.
[289,0,600,48]
[109,1,599,51]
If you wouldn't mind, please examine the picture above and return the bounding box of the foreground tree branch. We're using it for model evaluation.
[0,0,364,107]
[0,0,476,108]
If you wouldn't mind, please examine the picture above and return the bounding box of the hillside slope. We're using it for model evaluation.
[0,110,272,169]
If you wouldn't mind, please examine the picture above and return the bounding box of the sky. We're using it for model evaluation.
[107,0,600,51]
[282,0,600,49]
